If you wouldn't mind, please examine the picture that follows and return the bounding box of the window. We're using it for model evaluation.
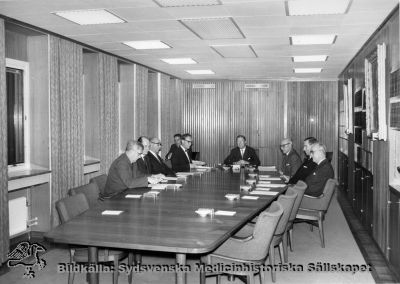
[6,58,30,169]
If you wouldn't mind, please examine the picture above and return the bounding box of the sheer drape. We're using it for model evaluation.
[0,18,10,265]
[49,36,84,226]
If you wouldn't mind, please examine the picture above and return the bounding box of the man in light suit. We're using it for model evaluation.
[305,142,334,197]
[224,135,260,167]
[279,138,302,179]
[148,137,176,177]
[104,140,160,197]
[171,133,194,172]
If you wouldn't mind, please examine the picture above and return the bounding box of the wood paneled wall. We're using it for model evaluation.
[147,72,158,138]
[5,30,27,61]
[119,63,135,151]
[339,7,399,253]
[287,81,338,173]
[135,65,148,138]
[181,80,336,167]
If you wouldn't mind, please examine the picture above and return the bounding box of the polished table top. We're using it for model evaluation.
[45,169,285,255]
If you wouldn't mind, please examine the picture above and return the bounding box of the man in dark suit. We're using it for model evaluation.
[171,133,193,172]
[148,137,176,177]
[279,138,302,178]
[224,135,260,167]
[137,136,152,175]
[305,142,334,197]
[165,134,181,160]
[104,140,160,197]
[286,137,318,184]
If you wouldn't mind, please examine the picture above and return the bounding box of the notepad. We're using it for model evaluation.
[261,177,282,181]
[250,191,278,196]
[255,187,271,191]
[215,210,236,216]
[267,184,286,188]
[225,194,240,200]
[195,208,214,217]
[258,166,276,171]
[163,177,178,181]
[101,210,123,215]
[125,194,142,199]
[241,196,259,200]
[258,180,271,184]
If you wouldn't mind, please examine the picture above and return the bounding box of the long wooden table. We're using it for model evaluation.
[44,169,285,284]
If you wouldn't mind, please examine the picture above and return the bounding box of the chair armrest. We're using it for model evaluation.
[230,235,254,242]
[303,193,324,199]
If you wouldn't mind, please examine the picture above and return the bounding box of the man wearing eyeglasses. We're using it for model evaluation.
[171,133,195,172]
[304,142,334,197]
[224,135,260,167]
[279,138,302,179]
[148,137,176,177]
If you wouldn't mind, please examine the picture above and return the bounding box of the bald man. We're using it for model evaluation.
[137,136,152,175]
[148,137,176,177]
[279,138,301,178]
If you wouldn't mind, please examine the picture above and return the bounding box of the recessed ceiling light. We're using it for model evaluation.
[294,68,322,73]
[186,70,215,75]
[286,0,351,16]
[290,35,336,45]
[161,58,197,64]
[292,55,328,62]
[53,9,125,25]
[123,40,171,50]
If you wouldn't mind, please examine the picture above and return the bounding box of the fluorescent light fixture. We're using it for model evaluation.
[286,0,351,16]
[123,40,171,50]
[294,68,322,73]
[186,70,215,75]
[290,35,336,45]
[161,58,197,64]
[53,9,125,25]
[292,55,328,62]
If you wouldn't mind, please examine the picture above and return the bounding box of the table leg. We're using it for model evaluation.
[88,246,99,284]
[175,253,187,284]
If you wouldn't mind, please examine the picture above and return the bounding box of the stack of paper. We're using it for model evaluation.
[258,166,277,171]
[102,210,123,215]
[250,190,279,196]
[195,208,214,217]
[258,180,271,184]
[255,187,271,191]
[225,194,240,200]
[125,194,142,199]
[267,184,286,188]
[214,210,236,216]
[144,191,160,197]
[241,196,259,200]
[260,177,282,181]
[163,177,178,181]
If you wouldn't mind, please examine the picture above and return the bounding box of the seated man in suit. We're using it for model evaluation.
[171,133,195,172]
[284,137,318,184]
[148,137,176,177]
[137,136,152,175]
[165,133,181,160]
[104,140,161,197]
[304,142,334,197]
[224,135,260,167]
[279,138,302,179]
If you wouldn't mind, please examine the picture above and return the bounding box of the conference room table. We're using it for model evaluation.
[44,167,286,284]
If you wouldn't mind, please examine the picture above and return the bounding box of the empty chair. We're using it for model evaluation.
[295,178,338,248]
[56,193,133,284]
[285,181,308,255]
[200,202,283,284]
[68,183,100,208]
[89,174,108,197]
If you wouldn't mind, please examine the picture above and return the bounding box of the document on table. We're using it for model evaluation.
[267,184,286,188]
[260,177,282,181]
[257,180,271,184]
[255,187,271,191]
[150,184,168,190]
[258,166,276,171]
[241,196,259,200]
[214,210,236,216]
[102,210,123,215]
[249,191,279,196]
[125,194,142,199]
[163,177,178,181]
[144,191,160,197]
[225,194,240,200]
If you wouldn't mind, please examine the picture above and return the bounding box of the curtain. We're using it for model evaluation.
[49,36,84,226]
[0,18,10,265]
[98,54,119,173]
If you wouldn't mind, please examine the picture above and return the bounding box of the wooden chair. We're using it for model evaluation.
[285,181,308,254]
[89,174,108,198]
[200,202,283,284]
[56,193,133,284]
[68,183,101,208]
[295,178,338,248]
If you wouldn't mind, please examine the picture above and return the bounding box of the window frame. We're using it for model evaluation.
[6,58,30,172]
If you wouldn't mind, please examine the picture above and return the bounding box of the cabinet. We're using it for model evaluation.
[388,186,400,279]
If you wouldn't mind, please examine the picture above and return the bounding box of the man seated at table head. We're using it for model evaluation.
[137,136,151,175]
[148,137,177,177]
[165,133,182,160]
[285,137,318,184]
[171,133,195,172]
[104,140,161,198]
[304,142,334,197]
[279,138,302,179]
[224,135,260,167]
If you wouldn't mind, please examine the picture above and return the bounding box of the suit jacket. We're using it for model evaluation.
[165,144,179,160]
[136,155,151,175]
[280,149,302,178]
[171,146,191,172]
[304,159,334,197]
[147,151,176,177]
[104,153,148,197]
[288,157,317,184]
[224,146,260,167]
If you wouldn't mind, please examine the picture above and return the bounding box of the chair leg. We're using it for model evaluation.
[318,212,325,248]
[128,252,134,284]
[288,228,293,252]
[246,273,255,284]
[278,242,284,264]
[269,246,276,282]
[260,268,266,284]
[113,259,119,284]
[68,251,75,284]
[282,231,288,262]
[200,270,206,284]
[216,274,221,284]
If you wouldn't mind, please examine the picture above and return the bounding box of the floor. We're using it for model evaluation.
[0,193,381,284]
